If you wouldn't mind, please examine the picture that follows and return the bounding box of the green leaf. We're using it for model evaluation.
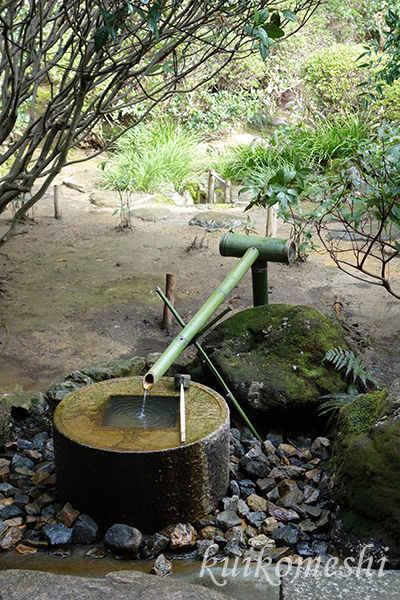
[259,41,269,60]
[282,9,296,22]
[106,23,117,43]
[94,26,109,52]
[263,23,285,39]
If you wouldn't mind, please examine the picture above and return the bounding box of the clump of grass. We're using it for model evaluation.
[102,120,207,193]
[213,114,371,184]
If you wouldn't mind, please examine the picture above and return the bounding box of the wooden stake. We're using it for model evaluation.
[266,205,277,237]
[207,169,215,204]
[54,185,62,220]
[180,383,186,444]
[162,273,176,330]
[224,180,231,204]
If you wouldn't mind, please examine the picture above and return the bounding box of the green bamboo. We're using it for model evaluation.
[143,247,260,391]
[155,287,263,443]
[194,305,233,340]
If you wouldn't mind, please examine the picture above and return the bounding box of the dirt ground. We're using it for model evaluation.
[1,153,400,395]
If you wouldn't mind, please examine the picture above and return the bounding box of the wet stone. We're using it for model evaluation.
[316,510,330,529]
[267,487,280,503]
[13,492,29,508]
[197,526,226,544]
[56,503,80,528]
[222,495,239,512]
[33,461,55,475]
[262,546,291,562]
[241,428,260,447]
[271,525,300,547]
[0,526,24,550]
[43,523,73,546]
[310,436,331,461]
[278,444,298,457]
[0,520,8,536]
[268,506,300,523]
[15,542,37,555]
[302,485,320,504]
[277,479,303,508]
[215,510,241,531]
[85,547,107,559]
[262,440,277,456]
[224,539,243,558]
[224,525,246,546]
[299,503,322,518]
[195,540,218,559]
[248,534,275,550]
[239,447,273,479]
[30,470,50,486]
[269,466,306,481]
[230,436,246,459]
[23,449,42,464]
[261,517,279,536]
[0,504,24,520]
[161,523,197,549]
[17,440,33,451]
[150,553,173,577]
[104,524,143,555]
[312,540,329,554]
[246,493,267,513]
[50,547,72,558]
[256,478,276,494]
[246,511,267,529]
[296,541,313,557]
[305,469,322,485]
[34,492,55,510]
[29,485,46,500]
[193,514,216,530]
[72,514,100,545]
[25,503,41,516]
[4,517,23,527]
[237,498,250,518]
[237,479,256,498]
[229,480,241,497]
[11,454,34,473]
[0,483,16,497]
[299,519,317,533]
[140,533,170,559]
[4,442,18,454]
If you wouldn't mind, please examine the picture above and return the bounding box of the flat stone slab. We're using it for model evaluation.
[0,569,235,600]
[281,566,400,600]
[189,211,246,230]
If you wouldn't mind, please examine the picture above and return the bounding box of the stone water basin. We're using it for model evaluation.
[53,377,229,533]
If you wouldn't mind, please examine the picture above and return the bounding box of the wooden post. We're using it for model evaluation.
[162,273,176,330]
[224,180,231,204]
[54,185,62,220]
[207,169,216,204]
[266,205,277,238]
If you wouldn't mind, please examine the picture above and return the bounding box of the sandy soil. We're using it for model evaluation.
[1,154,400,394]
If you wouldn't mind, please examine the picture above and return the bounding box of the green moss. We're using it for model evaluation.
[339,389,386,435]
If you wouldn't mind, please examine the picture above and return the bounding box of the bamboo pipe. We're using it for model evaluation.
[143,247,260,391]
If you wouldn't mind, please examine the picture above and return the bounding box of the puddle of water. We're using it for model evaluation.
[102,394,179,429]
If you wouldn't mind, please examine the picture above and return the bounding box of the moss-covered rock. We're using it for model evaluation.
[191,304,348,422]
[332,379,400,552]
[0,399,11,448]
[81,357,147,382]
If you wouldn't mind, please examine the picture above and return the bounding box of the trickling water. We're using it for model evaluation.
[139,390,147,420]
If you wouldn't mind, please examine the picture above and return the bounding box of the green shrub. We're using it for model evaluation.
[102,120,207,193]
[301,43,367,113]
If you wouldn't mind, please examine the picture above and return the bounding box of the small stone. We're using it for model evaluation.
[42,505,56,518]
[34,492,55,510]
[15,542,37,555]
[0,504,24,520]
[50,547,72,558]
[312,540,329,555]
[222,495,239,512]
[240,428,259,447]
[316,510,330,529]
[23,532,49,550]
[246,511,267,529]
[224,525,246,546]
[278,444,298,457]
[237,498,250,518]
[13,492,30,508]
[25,503,41,516]
[229,481,241,497]
[197,526,226,544]
[195,540,218,560]
[193,514,217,530]
[85,547,107,559]
[215,511,241,531]
[248,534,276,550]
[268,506,300,522]
[0,483,16,497]
[104,523,143,554]
[299,519,317,533]
[224,539,243,557]
[246,494,267,513]
[277,479,303,508]
[4,517,23,527]
[11,454,34,473]
[30,471,50,486]
[280,554,304,566]
[299,504,322,518]
[237,479,256,498]
[0,497,13,509]
[9,474,31,489]
[267,487,279,503]
[4,442,18,454]
[239,447,273,479]
[0,526,23,549]
[262,546,291,562]
[29,485,46,500]
[256,478,276,494]
[294,448,313,462]
[34,516,57,530]
[150,553,172,577]
[33,461,55,475]
[140,533,170,559]
[269,466,306,481]
[304,469,322,485]
[0,521,7,536]
[296,541,313,557]
[23,450,42,463]
[262,441,277,456]
[261,517,279,536]
[271,525,300,547]
[161,523,197,549]
[310,437,331,460]
[302,485,320,504]
[72,514,100,544]
[14,467,35,477]
[43,523,73,546]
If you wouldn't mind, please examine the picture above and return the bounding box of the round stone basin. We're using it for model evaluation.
[53,377,229,533]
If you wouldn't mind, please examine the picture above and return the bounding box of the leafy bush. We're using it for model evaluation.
[301,43,367,113]
[102,120,207,193]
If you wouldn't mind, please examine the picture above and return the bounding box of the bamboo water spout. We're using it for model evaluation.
[143,247,260,391]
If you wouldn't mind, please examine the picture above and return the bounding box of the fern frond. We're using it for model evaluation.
[325,346,378,389]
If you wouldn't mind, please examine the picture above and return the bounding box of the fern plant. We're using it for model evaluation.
[319,346,379,417]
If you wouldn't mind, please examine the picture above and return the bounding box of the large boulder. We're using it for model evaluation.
[332,379,400,553]
[191,304,348,423]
